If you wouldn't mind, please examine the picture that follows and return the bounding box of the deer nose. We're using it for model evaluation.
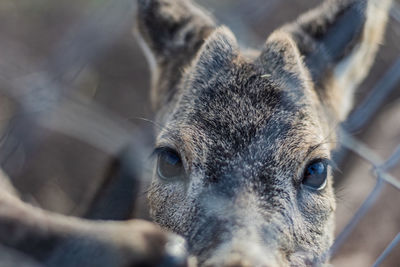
[202,241,285,267]
[218,253,254,267]
[204,251,283,267]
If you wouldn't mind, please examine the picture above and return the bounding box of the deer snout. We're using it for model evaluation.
[188,190,290,266]
[202,241,286,267]
[195,225,286,267]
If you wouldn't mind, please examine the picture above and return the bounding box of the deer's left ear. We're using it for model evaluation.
[278,0,392,121]
[136,0,216,110]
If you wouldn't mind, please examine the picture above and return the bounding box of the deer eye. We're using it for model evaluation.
[302,160,328,190]
[156,148,184,181]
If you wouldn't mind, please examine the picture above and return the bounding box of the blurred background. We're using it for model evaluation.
[0,0,399,266]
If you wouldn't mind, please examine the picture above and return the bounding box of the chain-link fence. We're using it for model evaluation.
[0,0,399,266]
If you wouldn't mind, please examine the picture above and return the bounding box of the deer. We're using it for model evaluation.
[0,0,392,266]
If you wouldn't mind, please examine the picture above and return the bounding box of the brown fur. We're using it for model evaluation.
[0,0,391,266]
[138,0,391,266]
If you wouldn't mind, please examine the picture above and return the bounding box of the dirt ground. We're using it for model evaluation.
[0,0,399,266]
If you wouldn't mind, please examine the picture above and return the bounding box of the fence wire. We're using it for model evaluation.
[328,130,400,262]
[0,0,399,266]
[324,3,400,263]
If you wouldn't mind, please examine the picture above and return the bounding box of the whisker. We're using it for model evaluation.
[128,116,167,132]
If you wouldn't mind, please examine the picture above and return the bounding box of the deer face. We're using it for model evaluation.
[137,0,391,265]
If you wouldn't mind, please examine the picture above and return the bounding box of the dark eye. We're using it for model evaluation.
[156,148,184,181]
[302,160,328,190]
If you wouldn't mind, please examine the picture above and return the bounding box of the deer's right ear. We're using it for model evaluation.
[136,0,216,110]
[280,0,391,121]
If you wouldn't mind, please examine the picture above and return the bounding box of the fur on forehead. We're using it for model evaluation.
[187,26,314,96]
[186,26,239,82]
[257,31,313,95]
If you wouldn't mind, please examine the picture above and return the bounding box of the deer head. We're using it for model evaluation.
[137,0,391,265]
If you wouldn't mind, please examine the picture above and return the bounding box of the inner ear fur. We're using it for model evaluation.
[136,0,216,110]
[256,31,313,95]
[278,0,392,121]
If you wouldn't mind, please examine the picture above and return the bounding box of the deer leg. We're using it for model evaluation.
[0,168,187,267]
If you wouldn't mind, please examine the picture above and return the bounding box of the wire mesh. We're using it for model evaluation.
[324,4,400,264]
[0,0,399,266]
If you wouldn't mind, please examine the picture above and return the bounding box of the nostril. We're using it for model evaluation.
[158,234,188,267]
[203,249,284,267]
[223,253,252,267]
